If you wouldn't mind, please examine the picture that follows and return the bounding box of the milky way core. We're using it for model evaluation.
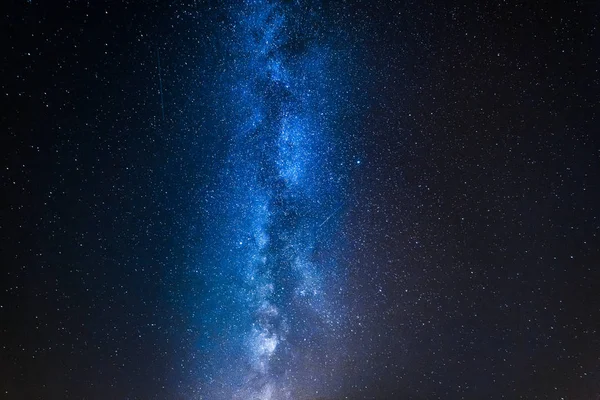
[196,1,356,398]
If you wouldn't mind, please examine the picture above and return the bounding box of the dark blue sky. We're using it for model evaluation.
[2,1,599,399]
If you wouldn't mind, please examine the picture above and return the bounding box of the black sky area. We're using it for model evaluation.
[2,1,599,399]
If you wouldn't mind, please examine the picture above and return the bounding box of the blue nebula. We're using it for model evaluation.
[192,1,357,398]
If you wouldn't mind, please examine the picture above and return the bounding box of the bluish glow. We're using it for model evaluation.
[193,1,354,398]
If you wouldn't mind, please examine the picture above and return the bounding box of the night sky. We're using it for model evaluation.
[2,1,599,399]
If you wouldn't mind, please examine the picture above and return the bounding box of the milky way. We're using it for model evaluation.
[196,1,356,398]
[6,0,598,399]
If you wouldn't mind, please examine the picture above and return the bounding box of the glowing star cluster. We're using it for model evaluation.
[194,1,355,399]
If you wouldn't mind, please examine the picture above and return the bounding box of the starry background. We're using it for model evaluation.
[1,1,599,399]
